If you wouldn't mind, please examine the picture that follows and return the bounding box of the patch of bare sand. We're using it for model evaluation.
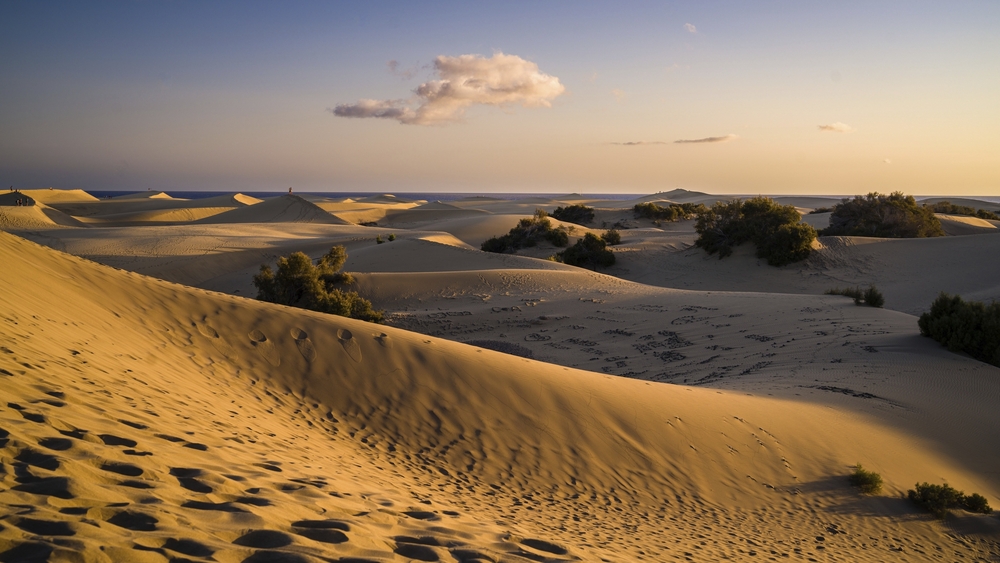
[935,213,998,236]
[3,231,999,562]
[20,188,99,204]
[197,195,349,225]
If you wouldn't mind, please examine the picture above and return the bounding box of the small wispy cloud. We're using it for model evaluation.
[332,52,565,125]
[818,122,855,133]
[674,134,738,144]
[684,23,697,33]
[884,158,892,164]
[611,141,668,146]
[387,60,418,80]
[611,88,626,102]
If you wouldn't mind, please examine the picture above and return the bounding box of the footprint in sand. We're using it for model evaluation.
[290,328,317,362]
[196,320,237,360]
[338,329,362,362]
[375,332,392,349]
[248,329,280,367]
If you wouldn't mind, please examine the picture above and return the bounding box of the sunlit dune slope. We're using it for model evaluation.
[1,232,999,561]
[196,195,349,225]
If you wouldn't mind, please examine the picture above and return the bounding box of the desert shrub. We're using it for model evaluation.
[551,204,595,225]
[864,286,885,308]
[917,293,1000,367]
[252,246,383,323]
[827,286,864,302]
[601,229,621,245]
[809,207,833,214]
[822,192,945,238]
[375,235,385,244]
[556,233,615,270]
[924,201,1000,221]
[908,483,993,518]
[826,285,884,307]
[964,493,993,514]
[694,196,817,266]
[481,209,570,253]
[388,233,396,241]
[634,202,707,222]
[848,464,883,495]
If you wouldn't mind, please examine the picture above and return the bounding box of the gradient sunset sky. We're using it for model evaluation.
[2,1,997,195]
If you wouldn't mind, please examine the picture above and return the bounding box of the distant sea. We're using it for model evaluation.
[87,190,646,201]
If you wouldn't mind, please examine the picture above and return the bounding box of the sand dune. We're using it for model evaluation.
[198,195,349,225]
[2,230,998,562]
[935,213,998,236]
[21,188,99,204]
[919,197,1000,212]
[112,190,175,199]
[0,201,85,230]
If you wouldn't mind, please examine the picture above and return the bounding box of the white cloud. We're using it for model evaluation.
[818,122,855,133]
[684,23,697,33]
[674,134,738,144]
[332,53,565,125]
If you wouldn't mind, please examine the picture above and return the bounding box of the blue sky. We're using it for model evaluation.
[2,1,998,194]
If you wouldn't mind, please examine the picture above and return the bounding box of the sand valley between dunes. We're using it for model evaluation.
[1,189,998,562]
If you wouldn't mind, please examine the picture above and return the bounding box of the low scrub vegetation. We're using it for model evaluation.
[551,204,595,225]
[252,246,383,322]
[556,232,615,270]
[908,482,993,519]
[808,207,833,214]
[924,201,1000,221]
[825,285,885,308]
[918,293,1000,367]
[601,229,621,245]
[481,210,570,253]
[848,464,883,495]
[694,196,817,266]
[821,192,945,238]
[633,202,707,222]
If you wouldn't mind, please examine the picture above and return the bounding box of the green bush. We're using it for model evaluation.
[918,293,1000,367]
[822,192,945,238]
[694,196,817,266]
[556,233,615,270]
[808,207,833,214]
[908,482,993,518]
[388,233,396,241]
[633,202,707,222]
[864,286,885,308]
[252,246,383,323]
[551,204,595,225]
[825,285,884,307]
[481,209,570,253]
[601,229,621,245]
[376,235,385,244]
[964,493,993,514]
[848,464,883,495]
[924,201,1000,221]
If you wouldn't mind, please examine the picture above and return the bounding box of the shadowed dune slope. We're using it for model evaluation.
[1,232,999,561]
[197,195,349,225]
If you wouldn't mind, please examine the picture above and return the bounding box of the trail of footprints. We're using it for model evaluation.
[0,340,581,563]
[3,311,998,563]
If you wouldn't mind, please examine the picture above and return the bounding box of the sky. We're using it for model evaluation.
[1,1,998,195]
